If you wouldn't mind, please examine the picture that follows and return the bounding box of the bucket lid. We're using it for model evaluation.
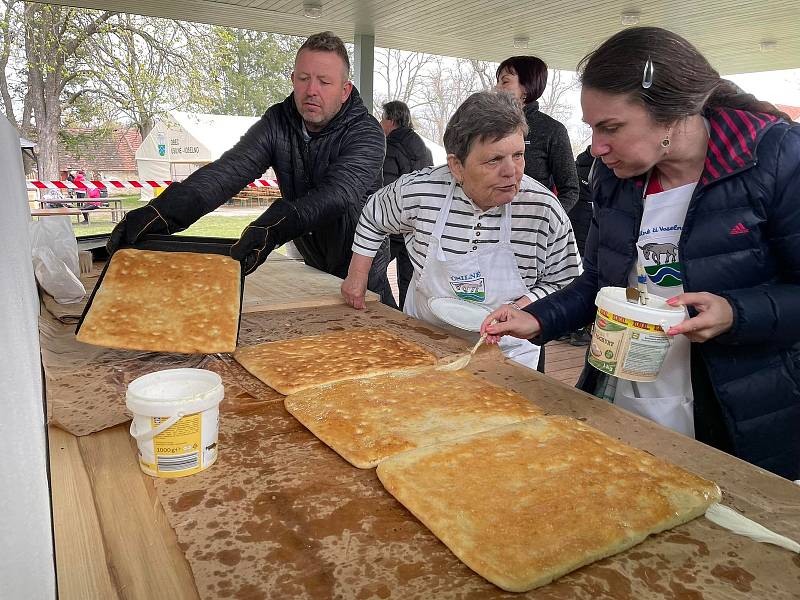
[126,368,224,417]
[595,287,686,327]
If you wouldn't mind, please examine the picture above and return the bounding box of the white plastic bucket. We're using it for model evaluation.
[126,368,224,478]
[588,287,687,382]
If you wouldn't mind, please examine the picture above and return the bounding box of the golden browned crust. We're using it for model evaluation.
[77,249,241,354]
[233,328,437,395]
[376,416,722,592]
[284,367,543,468]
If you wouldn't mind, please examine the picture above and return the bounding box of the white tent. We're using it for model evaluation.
[136,111,265,199]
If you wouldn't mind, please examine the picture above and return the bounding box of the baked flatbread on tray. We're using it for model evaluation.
[77,248,241,354]
[284,367,543,468]
[233,328,437,395]
[377,416,721,593]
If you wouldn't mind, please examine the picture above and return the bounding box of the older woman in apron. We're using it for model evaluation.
[342,91,581,371]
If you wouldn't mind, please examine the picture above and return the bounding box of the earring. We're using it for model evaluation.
[661,128,671,148]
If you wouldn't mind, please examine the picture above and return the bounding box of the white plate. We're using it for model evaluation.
[428,297,493,332]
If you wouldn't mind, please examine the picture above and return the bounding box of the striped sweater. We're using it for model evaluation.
[353,165,581,302]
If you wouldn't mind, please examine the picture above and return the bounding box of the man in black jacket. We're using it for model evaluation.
[380,100,433,308]
[108,31,396,307]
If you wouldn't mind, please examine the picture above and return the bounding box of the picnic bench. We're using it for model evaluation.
[229,186,281,207]
[38,195,126,221]
[30,208,84,224]
[31,207,127,224]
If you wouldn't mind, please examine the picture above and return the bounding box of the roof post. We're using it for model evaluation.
[353,33,375,114]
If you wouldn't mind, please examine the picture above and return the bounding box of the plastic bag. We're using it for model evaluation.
[30,216,85,303]
[32,247,86,303]
[30,216,80,277]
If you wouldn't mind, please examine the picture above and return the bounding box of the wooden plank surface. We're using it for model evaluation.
[77,426,199,600]
[49,427,119,600]
[50,425,199,600]
[543,339,587,386]
[242,257,379,313]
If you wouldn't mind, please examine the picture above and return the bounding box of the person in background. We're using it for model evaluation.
[66,169,77,200]
[380,100,434,308]
[73,170,87,202]
[342,91,580,372]
[107,31,396,308]
[481,27,800,480]
[81,181,103,224]
[496,55,579,213]
[566,146,595,346]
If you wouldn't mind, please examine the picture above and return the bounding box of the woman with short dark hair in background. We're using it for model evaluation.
[483,27,800,480]
[496,56,579,214]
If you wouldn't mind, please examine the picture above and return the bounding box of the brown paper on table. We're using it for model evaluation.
[143,304,800,599]
[151,387,800,600]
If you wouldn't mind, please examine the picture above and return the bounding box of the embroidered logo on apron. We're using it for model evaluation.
[449,271,485,302]
[638,241,682,287]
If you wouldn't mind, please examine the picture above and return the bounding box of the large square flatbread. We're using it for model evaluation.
[77,248,241,354]
[377,416,722,592]
[284,367,543,468]
[233,328,437,395]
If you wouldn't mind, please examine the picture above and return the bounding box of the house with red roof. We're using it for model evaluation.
[58,127,142,181]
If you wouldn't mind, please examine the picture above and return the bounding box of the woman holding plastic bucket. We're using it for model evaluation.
[481,27,800,481]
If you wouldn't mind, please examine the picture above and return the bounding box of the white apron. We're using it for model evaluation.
[614,178,695,437]
[404,181,540,369]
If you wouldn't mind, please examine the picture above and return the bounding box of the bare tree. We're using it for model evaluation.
[373,47,433,112]
[416,57,482,144]
[467,58,498,92]
[539,69,579,123]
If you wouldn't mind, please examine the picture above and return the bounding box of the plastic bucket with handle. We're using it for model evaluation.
[588,287,686,382]
[126,368,223,478]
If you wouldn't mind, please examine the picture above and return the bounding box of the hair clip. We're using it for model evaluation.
[642,56,654,89]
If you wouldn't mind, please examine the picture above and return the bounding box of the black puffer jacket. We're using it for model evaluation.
[525,108,800,479]
[567,146,594,257]
[383,126,433,185]
[523,102,579,213]
[164,88,386,277]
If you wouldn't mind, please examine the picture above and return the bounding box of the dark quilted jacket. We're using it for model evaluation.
[382,126,433,185]
[526,108,800,479]
[523,102,579,213]
[171,88,386,277]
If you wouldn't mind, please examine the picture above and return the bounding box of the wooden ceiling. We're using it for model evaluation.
[45,0,800,73]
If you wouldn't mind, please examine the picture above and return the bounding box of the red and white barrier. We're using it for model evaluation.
[26,178,279,191]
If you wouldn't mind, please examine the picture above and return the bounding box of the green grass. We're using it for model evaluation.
[71,194,254,239]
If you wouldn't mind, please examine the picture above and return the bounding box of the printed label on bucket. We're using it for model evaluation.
[619,331,670,379]
[597,307,665,332]
[588,308,672,382]
[588,315,627,375]
[152,414,203,476]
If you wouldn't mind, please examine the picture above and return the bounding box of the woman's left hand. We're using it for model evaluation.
[665,292,734,342]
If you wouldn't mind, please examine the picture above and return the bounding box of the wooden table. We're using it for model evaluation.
[31,208,84,224]
[37,196,125,217]
[46,263,800,599]
[242,255,379,312]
